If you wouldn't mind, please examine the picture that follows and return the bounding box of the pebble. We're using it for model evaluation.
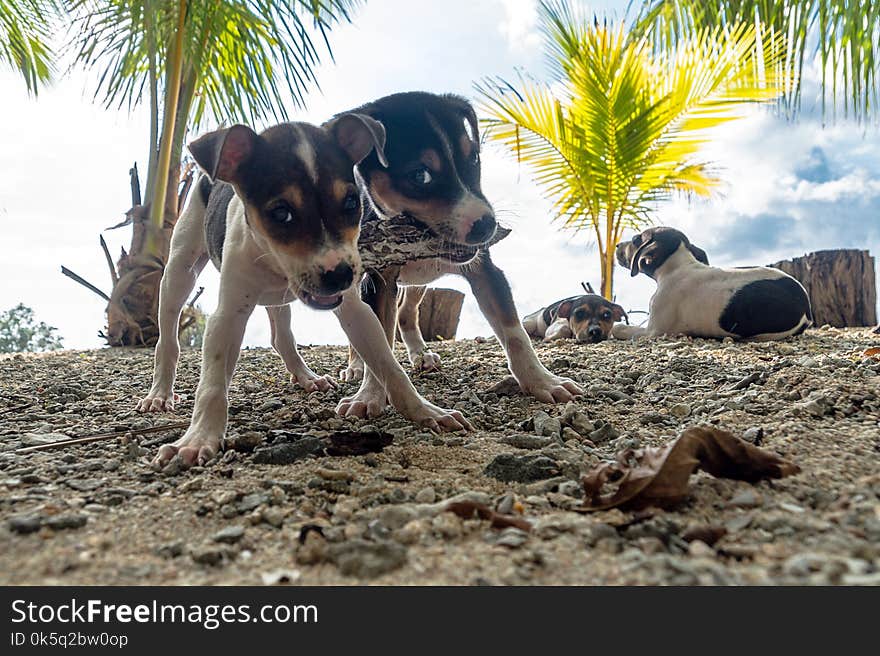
[588,422,619,443]
[260,569,301,585]
[670,403,691,419]
[330,540,407,578]
[687,540,716,558]
[8,514,42,534]
[500,434,553,450]
[729,489,763,508]
[191,546,225,566]
[484,454,560,483]
[20,432,69,446]
[45,514,88,530]
[495,528,529,548]
[533,411,561,437]
[414,487,436,504]
[213,526,245,544]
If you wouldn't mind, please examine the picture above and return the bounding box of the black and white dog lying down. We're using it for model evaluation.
[523,294,626,343]
[612,226,812,341]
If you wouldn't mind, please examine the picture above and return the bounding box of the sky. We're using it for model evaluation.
[0,0,878,352]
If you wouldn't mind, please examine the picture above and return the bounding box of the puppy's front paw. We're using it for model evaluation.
[411,350,441,372]
[406,401,472,433]
[291,369,337,393]
[339,362,365,383]
[336,384,387,418]
[519,372,583,404]
[152,430,220,469]
[136,389,180,413]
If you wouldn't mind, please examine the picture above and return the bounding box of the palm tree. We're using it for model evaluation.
[0,0,58,94]
[475,0,784,300]
[636,1,879,122]
[65,0,359,345]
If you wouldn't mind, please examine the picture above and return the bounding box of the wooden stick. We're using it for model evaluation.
[187,286,204,308]
[100,235,119,286]
[15,421,190,454]
[60,266,110,302]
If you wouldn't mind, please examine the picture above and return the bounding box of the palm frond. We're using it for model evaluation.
[0,0,60,94]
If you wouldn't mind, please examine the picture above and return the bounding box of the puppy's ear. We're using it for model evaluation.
[557,301,574,319]
[188,125,258,184]
[330,113,388,167]
[688,243,709,265]
[610,303,628,324]
[629,238,656,276]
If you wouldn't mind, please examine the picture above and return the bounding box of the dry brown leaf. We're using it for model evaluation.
[862,346,880,358]
[577,426,800,512]
[445,501,532,531]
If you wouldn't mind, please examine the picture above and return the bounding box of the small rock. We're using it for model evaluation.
[588,422,619,444]
[688,540,715,558]
[742,427,764,445]
[296,531,328,565]
[227,431,264,452]
[414,487,436,504]
[495,527,529,548]
[237,493,268,513]
[484,454,560,483]
[191,546,225,566]
[729,489,763,508]
[257,398,284,412]
[8,514,42,534]
[533,411,561,437]
[252,437,323,464]
[260,569,301,585]
[669,403,691,419]
[330,540,407,578]
[261,507,285,528]
[496,493,516,515]
[797,395,833,417]
[213,526,245,544]
[20,432,69,446]
[45,514,88,530]
[156,541,184,558]
[500,434,552,450]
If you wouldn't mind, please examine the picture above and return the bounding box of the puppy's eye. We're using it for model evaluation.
[602,311,612,320]
[343,192,360,212]
[409,167,433,186]
[574,310,586,320]
[268,205,293,224]
[632,235,642,246]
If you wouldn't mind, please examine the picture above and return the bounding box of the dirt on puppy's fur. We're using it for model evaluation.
[0,328,878,585]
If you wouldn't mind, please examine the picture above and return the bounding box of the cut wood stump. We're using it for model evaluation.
[770,249,877,327]
[416,288,465,341]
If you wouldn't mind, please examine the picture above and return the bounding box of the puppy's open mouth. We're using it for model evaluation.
[298,291,344,311]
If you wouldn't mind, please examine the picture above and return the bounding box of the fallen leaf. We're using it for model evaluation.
[445,500,532,531]
[577,426,800,512]
[862,346,880,358]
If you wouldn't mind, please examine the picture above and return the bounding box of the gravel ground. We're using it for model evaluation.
[1,327,879,586]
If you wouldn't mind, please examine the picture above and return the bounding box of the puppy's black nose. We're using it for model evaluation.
[319,262,354,294]
[465,215,497,244]
[588,326,604,342]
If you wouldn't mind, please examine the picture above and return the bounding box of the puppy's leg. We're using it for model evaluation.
[337,268,399,416]
[153,266,258,468]
[463,251,583,403]
[398,285,441,371]
[611,324,648,340]
[137,194,210,413]
[338,272,380,382]
[267,304,335,392]
[334,288,471,432]
[543,318,573,341]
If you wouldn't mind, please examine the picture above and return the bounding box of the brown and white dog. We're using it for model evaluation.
[523,294,626,342]
[331,92,583,411]
[137,116,470,468]
[612,226,812,341]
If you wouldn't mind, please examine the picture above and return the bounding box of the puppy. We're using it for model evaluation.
[523,294,626,342]
[138,116,469,468]
[330,91,582,411]
[612,226,812,341]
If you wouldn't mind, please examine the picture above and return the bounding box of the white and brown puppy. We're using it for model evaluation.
[333,92,583,409]
[612,226,812,341]
[523,294,626,342]
[138,117,469,468]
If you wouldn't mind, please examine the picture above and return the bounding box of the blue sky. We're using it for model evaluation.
[0,0,877,350]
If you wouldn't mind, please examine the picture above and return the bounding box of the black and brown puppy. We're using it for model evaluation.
[330,91,583,413]
[523,294,626,343]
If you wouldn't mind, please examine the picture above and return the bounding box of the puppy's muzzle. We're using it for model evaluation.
[464,214,497,245]
[299,261,357,311]
[578,325,607,343]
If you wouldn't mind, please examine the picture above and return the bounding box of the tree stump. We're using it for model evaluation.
[416,289,465,341]
[770,249,877,327]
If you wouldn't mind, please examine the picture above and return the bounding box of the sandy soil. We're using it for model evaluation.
[1,327,878,585]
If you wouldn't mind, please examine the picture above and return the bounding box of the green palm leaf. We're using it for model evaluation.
[0,0,59,94]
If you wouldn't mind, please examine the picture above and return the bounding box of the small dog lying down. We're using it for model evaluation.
[612,226,812,341]
[523,294,626,342]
